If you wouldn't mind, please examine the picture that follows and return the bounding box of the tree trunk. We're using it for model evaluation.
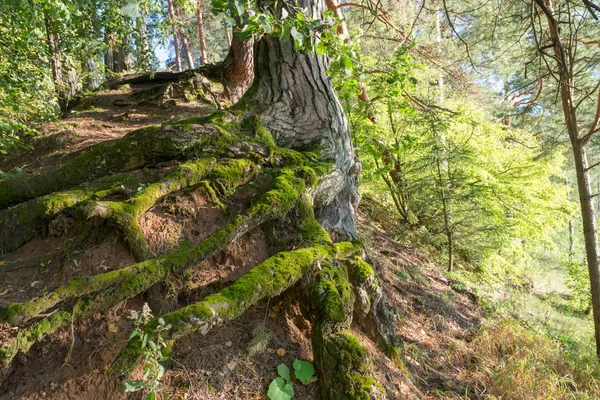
[104,32,128,73]
[167,0,182,71]
[254,0,359,240]
[175,6,195,69]
[221,29,254,102]
[84,56,101,91]
[44,11,68,116]
[196,0,208,64]
[573,143,600,356]
[536,0,600,357]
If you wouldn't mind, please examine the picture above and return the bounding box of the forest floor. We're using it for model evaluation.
[0,81,571,399]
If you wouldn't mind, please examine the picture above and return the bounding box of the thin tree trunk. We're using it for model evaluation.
[436,9,444,102]
[196,0,208,64]
[167,0,182,71]
[536,0,600,357]
[44,11,68,116]
[573,143,600,354]
[175,6,195,69]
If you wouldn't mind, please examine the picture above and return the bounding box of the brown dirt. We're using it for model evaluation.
[0,82,216,174]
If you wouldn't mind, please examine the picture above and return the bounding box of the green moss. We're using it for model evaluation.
[0,171,154,254]
[314,331,386,400]
[353,257,376,283]
[334,242,361,259]
[312,261,354,325]
[0,124,213,209]
[253,118,276,146]
[165,111,225,127]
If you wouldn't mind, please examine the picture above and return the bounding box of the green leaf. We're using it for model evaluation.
[293,359,316,384]
[122,380,145,392]
[277,363,291,382]
[267,377,294,400]
[340,55,354,71]
[290,27,304,43]
[234,0,245,16]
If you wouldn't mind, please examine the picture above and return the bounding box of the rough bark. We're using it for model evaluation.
[220,16,254,102]
[253,0,360,240]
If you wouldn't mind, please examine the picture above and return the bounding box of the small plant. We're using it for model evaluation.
[123,303,172,400]
[247,324,272,356]
[267,359,317,400]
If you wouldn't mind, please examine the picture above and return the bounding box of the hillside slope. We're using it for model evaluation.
[0,81,486,400]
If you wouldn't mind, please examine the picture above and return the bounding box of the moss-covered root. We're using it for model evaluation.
[85,158,258,261]
[349,258,402,357]
[0,124,223,209]
[109,246,331,380]
[0,172,156,254]
[314,331,386,400]
[310,261,386,399]
[0,167,313,327]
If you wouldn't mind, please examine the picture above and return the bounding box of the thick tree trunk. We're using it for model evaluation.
[84,57,101,91]
[196,0,208,64]
[167,0,182,71]
[254,0,359,240]
[104,32,128,73]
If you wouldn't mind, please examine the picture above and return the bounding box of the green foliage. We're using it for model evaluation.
[566,260,592,314]
[292,359,317,384]
[123,303,171,400]
[267,359,316,400]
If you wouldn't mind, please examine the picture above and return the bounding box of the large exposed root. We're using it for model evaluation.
[309,259,386,399]
[0,167,314,367]
[0,104,395,398]
[110,245,335,378]
[0,171,161,254]
[349,257,402,357]
[84,158,259,260]
[0,124,223,209]
[108,197,357,379]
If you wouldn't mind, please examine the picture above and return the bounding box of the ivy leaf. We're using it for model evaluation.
[290,26,304,43]
[293,359,316,385]
[277,363,291,382]
[281,8,289,19]
[267,377,294,400]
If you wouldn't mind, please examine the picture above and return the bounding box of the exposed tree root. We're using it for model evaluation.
[84,158,258,260]
[309,258,386,399]
[349,257,402,357]
[0,93,397,398]
[0,124,223,209]
[0,167,315,367]
[0,171,160,254]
